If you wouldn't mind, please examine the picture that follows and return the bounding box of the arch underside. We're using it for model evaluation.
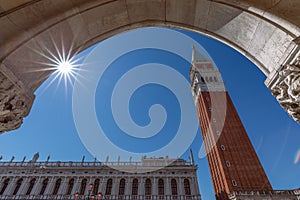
[0,0,300,133]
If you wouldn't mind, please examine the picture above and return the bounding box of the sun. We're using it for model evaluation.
[25,34,86,92]
[50,56,81,91]
[57,60,73,74]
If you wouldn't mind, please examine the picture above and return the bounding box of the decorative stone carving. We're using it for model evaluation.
[270,58,300,123]
[0,69,34,134]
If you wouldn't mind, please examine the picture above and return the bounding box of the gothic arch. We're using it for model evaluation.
[0,0,300,133]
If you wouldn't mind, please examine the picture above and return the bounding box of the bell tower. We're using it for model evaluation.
[190,47,273,200]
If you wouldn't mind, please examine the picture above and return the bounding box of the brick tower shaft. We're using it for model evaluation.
[189,47,272,200]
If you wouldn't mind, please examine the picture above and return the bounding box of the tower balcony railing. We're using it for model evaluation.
[0,194,201,200]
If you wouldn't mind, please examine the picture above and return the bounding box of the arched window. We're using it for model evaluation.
[209,77,213,82]
[200,77,205,83]
[66,178,74,195]
[105,179,113,195]
[26,178,36,195]
[40,178,49,195]
[158,179,164,196]
[184,179,191,195]
[0,178,10,195]
[214,77,218,82]
[119,178,125,195]
[132,178,138,196]
[93,179,100,194]
[52,178,61,195]
[145,178,151,196]
[13,178,23,195]
[79,179,87,195]
[171,179,177,196]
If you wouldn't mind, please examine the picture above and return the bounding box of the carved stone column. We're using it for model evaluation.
[266,55,300,123]
[0,64,34,134]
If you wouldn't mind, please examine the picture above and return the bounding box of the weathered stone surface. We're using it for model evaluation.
[166,0,198,27]
[269,57,300,123]
[127,0,165,23]
[238,0,300,28]
[0,65,34,134]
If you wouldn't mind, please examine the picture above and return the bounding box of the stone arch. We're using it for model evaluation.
[0,0,300,133]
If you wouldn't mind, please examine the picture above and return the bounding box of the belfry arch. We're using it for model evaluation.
[0,0,300,133]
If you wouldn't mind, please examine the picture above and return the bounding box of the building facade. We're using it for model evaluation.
[0,155,201,200]
[189,47,299,200]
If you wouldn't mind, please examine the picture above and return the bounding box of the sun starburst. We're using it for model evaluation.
[23,33,89,94]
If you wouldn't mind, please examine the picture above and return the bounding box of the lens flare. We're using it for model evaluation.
[294,149,300,164]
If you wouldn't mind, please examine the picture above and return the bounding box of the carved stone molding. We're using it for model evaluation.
[269,57,300,123]
[0,66,34,134]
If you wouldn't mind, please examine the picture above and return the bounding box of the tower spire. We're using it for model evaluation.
[190,149,195,165]
[192,45,209,64]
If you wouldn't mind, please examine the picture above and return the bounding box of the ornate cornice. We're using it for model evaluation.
[269,56,300,123]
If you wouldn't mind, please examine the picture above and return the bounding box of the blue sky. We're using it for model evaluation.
[0,27,299,200]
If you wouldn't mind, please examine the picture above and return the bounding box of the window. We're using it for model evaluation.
[200,77,204,83]
[209,77,213,82]
[53,178,61,195]
[105,179,112,195]
[145,178,152,197]
[214,77,218,82]
[79,179,87,195]
[226,161,231,167]
[119,179,125,195]
[66,178,74,195]
[93,179,100,195]
[216,131,221,136]
[40,178,49,195]
[13,178,23,195]
[221,145,225,150]
[26,178,36,195]
[184,179,191,196]
[0,178,10,195]
[132,178,138,196]
[171,179,177,196]
[158,179,164,196]
[232,180,237,186]
[212,118,216,123]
